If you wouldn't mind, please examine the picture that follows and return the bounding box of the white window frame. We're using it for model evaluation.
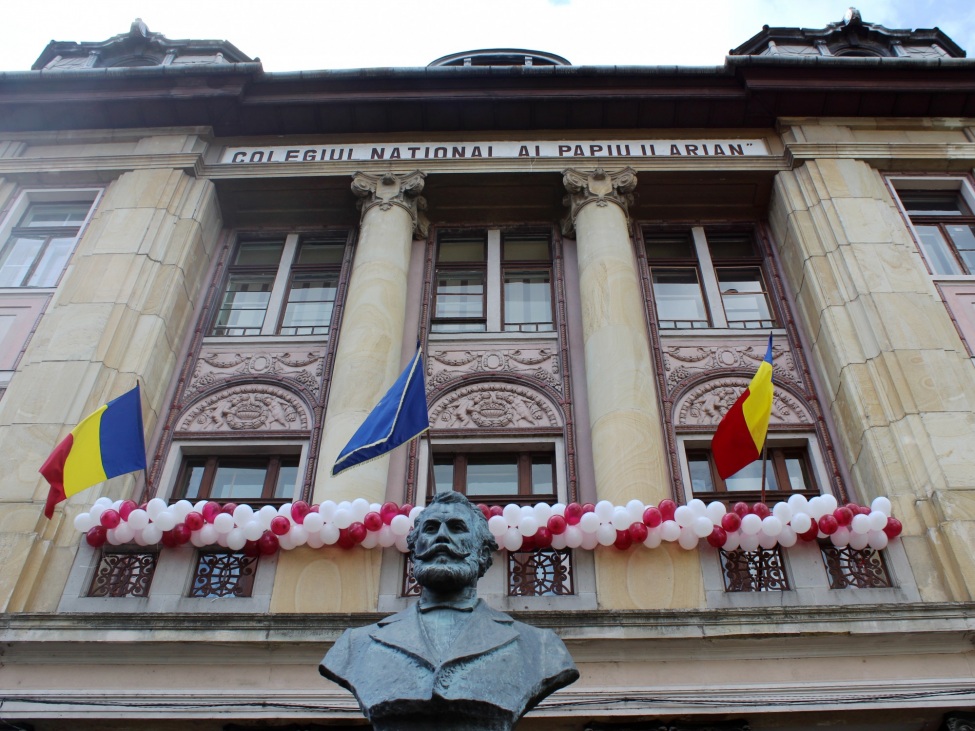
[888,176,975,281]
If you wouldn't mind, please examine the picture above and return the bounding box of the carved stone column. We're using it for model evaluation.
[315,171,427,503]
[563,168,669,505]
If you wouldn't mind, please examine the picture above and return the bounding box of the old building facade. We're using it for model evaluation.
[1,12,974,731]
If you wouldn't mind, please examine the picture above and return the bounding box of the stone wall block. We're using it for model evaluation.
[871,291,964,350]
[87,207,169,256]
[25,303,114,364]
[0,531,40,612]
[98,168,187,214]
[594,544,704,610]
[899,534,955,603]
[270,547,381,613]
[920,412,975,489]
[0,423,63,500]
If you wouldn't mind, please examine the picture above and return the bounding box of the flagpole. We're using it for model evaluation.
[759,439,768,505]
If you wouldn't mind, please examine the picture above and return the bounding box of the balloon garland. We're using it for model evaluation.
[72,494,902,557]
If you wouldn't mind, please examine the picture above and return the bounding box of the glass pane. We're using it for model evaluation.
[433,459,454,493]
[28,236,75,287]
[466,456,519,496]
[182,464,206,501]
[651,269,708,327]
[530,455,554,495]
[724,461,779,492]
[707,233,756,259]
[0,236,44,286]
[212,275,274,335]
[645,233,695,259]
[438,238,485,263]
[20,202,90,227]
[946,224,975,273]
[274,463,299,499]
[234,242,284,266]
[278,274,337,335]
[503,237,549,261]
[718,268,772,324]
[785,458,812,491]
[435,273,485,319]
[688,455,714,492]
[915,225,961,275]
[504,270,553,331]
[296,240,344,265]
[900,191,970,216]
[210,464,267,500]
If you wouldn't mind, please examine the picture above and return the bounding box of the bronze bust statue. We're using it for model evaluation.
[320,491,579,730]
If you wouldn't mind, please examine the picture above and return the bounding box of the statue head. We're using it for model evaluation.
[406,491,499,593]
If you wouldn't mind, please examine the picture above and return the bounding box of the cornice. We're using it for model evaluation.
[0,153,204,176]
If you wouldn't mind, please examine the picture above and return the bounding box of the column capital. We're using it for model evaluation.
[561,167,637,236]
[351,170,429,238]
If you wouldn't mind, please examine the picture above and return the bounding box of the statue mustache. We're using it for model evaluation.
[415,544,471,561]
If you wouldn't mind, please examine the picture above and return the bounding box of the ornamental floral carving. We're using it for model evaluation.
[662,342,800,395]
[426,347,562,394]
[186,349,325,398]
[351,170,429,237]
[561,167,637,236]
[674,378,813,427]
[179,385,310,433]
[429,383,561,430]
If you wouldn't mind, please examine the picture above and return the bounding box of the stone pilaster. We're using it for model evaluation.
[314,171,427,505]
[562,167,670,506]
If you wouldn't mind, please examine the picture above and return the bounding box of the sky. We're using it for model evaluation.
[0,0,973,72]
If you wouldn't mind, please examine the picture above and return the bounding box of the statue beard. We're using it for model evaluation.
[413,547,481,593]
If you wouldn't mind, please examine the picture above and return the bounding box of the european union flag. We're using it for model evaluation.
[332,349,430,476]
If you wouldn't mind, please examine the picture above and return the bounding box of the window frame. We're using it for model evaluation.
[173,454,301,506]
[431,449,557,504]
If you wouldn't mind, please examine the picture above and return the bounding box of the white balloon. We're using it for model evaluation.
[277,532,295,551]
[199,525,218,545]
[580,531,599,550]
[519,505,535,523]
[503,528,523,552]
[369,503,382,515]
[154,511,177,532]
[172,500,194,519]
[739,532,760,551]
[318,501,337,521]
[333,509,354,530]
[106,528,122,546]
[820,494,838,513]
[626,500,645,524]
[848,530,870,550]
[693,516,714,538]
[226,529,246,551]
[194,500,209,514]
[660,520,681,542]
[772,502,793,523]
[778,526,798,547]
[678,528,699,550]
[550,503,566,517]
[377,526,396,547]
[258,505,278,528]
[89,504,105,522]
[564,525,584,548]
[596,524,617,546]
[611,507,632,531]
[579,512,600,534]
[868,530,889,550]
[409,506,423,521]
[830,527,851,547]
[758,532,778,549]
[705,501,726,523]
[303,512,324,532]
[761,516,783,537]
[787,493,809,514]
[806,497,826,520]
[351,498,371,521]
[243,520,264,541]
[190,530,207,548]
[533,503,552,524]
[595,500,614,521]
[94,496,113,508]
[113,523,135,543]
[306,531,326,549]
[519,517,540,537]
[871,496,892,516]
[488,515,508,537]
[723,531,741,551]
[674,505,694,528]
[232,504,254,526]
[390,514,412,536]
[359,531,378,549]
[213,513,235,534]
[687,498,707,516]
[278,502,293,518]
[868,510,888,532]
[146,498,167,520]
[126,509,149,531]
[740,514,762,535]
[321,524,340,545]
[643,527,662,549]
[550,533,568,550]
[851,514,871,534]
[291,525,309,546]
[142,524,162,545]
[74,513,93,532]
[394,534,410,553]
[790,512,812,534]
[502,504,521,527]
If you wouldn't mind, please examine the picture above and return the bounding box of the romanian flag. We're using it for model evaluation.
[40,384,147,519]
[712,336,774,480]
[333,348,429,476]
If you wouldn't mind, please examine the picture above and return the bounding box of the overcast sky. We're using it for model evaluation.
[1,0,972,72]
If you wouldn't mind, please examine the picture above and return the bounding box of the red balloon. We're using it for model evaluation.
[86,525,108,548]
[477,504,491,521]
[642,507,662,528]
[363,512,383,532]
[291,501,311,524]
[489,505,504,518]
[521,535,536,552]
[161,530,178,548]
[337,529,355,550]
[100,509,121,529]
[118,500,138,520]
[308,503,320,514]
[833,507,853,527]
[349,522,368,544]
[172,523,191,545]
[258,531,279,555]
[721,512,741,532]
[581,503,596,514]
[564,503,584,525]
[628,522,649,543]
[380,502,400,524]
[818,515,839,535]
[184,512,205,531]
[707,526,728,548]
[614,530,633,551]
[883,517,903,539]
[221,502,238,515]
[400,503,414,516]
[242,539,260,557]
[799,524,820,542]
[270,516,291,536]
[658,499,677,521]
[534,527,553,549]
[752,502,771,519]
[733,502,750,518]
[547,515,568,535]
[202,502,221,524]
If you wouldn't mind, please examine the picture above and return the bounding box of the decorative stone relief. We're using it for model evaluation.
[427,347,562,394]
[661,342,800,395]
[561,167,637,236]
[351,170,429,237]
[674,378,813,427]
[186,348,325,398]
[429,383,561,430]
[179,385,310,433]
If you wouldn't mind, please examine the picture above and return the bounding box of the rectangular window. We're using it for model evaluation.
[210,233,346,337]
[431,449,556,504]
[431,229,554,334]
[644,227,775,330]
[685,446,818,504]
[175,455,300,505]
[0,200,95,288]
[897,188,975,275]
